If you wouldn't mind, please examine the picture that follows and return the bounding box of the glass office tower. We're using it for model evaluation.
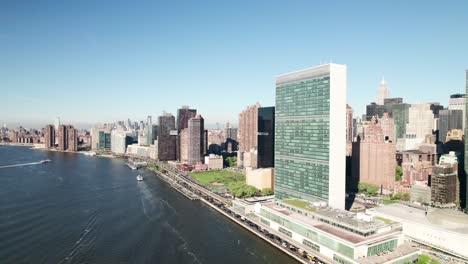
[258,106,275,168]
[275,64,347,210]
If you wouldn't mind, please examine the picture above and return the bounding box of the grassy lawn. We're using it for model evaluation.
[382,199,398,205]
[189,170,245,190]
[283,199,317,212]
[375,216,393,224]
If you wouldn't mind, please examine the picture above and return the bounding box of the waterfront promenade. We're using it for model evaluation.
[145,160,330,264]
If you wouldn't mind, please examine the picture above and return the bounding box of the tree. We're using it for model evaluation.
[225,156,237,167]
[261,188,274,196]
[244,185,259,197]
[228,182,259,198]
[395,166,403,181]
[358,183,379,196]
[416,254,431,264]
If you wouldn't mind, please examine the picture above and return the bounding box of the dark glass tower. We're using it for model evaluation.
[257,107,275,168]
[158,113,177,161]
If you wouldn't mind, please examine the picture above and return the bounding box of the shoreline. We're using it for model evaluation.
[146,166,313,264]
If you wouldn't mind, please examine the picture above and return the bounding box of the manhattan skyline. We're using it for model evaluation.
[1,0,468,127]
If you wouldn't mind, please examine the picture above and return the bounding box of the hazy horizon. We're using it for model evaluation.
[2,0,468,128]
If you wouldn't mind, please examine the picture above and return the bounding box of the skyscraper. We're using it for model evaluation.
[392,103,410,139]
[366,98,403,120]
[398,103,434,151]
[439,109,463,142]
[224,122,238,152]
[98,131,111,151]
[238,103,260,152]
[177,106,197,161]
[238,103,260,167]
[448,94,466,130]
[188,114,204,164]
[158,113,177,161]
[352,114,396,191]
[55,117,61,130]
[275,64,346,210]
[44,125,55,150]
[147,115,152,126]
[54,116,61,145]
[257,107,275,168]
[67,126,78,151]
[57,125,77,151]
[431,164,459,205]
[57,125,67,151]
[376,77,389,105]
[111,131,133,154]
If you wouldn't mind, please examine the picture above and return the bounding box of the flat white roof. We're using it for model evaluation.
[276,63,346,85]
[370,204,468,234]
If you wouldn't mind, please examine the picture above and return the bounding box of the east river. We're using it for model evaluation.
[0,146,296,264]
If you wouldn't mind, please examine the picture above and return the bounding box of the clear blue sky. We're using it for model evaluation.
[1,0,467,128]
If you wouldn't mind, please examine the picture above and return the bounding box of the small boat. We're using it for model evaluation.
[40,159,52,163]
[127,163,137,170]
[136,175,143,181]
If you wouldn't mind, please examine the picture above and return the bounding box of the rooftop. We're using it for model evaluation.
[358,242,420,264]
[265,200,401,245]
[369,203,468,234]
[278,199,388,232]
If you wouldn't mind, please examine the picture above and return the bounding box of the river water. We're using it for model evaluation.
[0,146,295,264]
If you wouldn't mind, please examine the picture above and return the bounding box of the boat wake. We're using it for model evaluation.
[139,182,161,222]
[0,161,46,169]
[57,211,99,264]
[163,221,202,264]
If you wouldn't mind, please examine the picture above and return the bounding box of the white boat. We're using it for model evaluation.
[127,163,137,170]
[40,159,51,163]
[136,175,143,181]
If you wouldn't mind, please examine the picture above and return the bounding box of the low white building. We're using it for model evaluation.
[367,203,468,261]
[149,141,158,160]
[250,199,419,264]
[126,144,150,158]
[246,167,273,191]
[204,154,223,170]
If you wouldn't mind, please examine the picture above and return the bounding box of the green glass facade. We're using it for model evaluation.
[392,103,410,139]
[275,75,331,202]
[98,131,111,150]
[367,239,397,257]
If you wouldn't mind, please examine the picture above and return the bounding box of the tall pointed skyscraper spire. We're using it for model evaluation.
[376,76,390,105]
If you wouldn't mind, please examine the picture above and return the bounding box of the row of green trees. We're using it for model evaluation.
[389,192,410,201]
[358,183,379,196]
[227,182,273,198]
[412,254,440,264]
[148,163,167,174]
